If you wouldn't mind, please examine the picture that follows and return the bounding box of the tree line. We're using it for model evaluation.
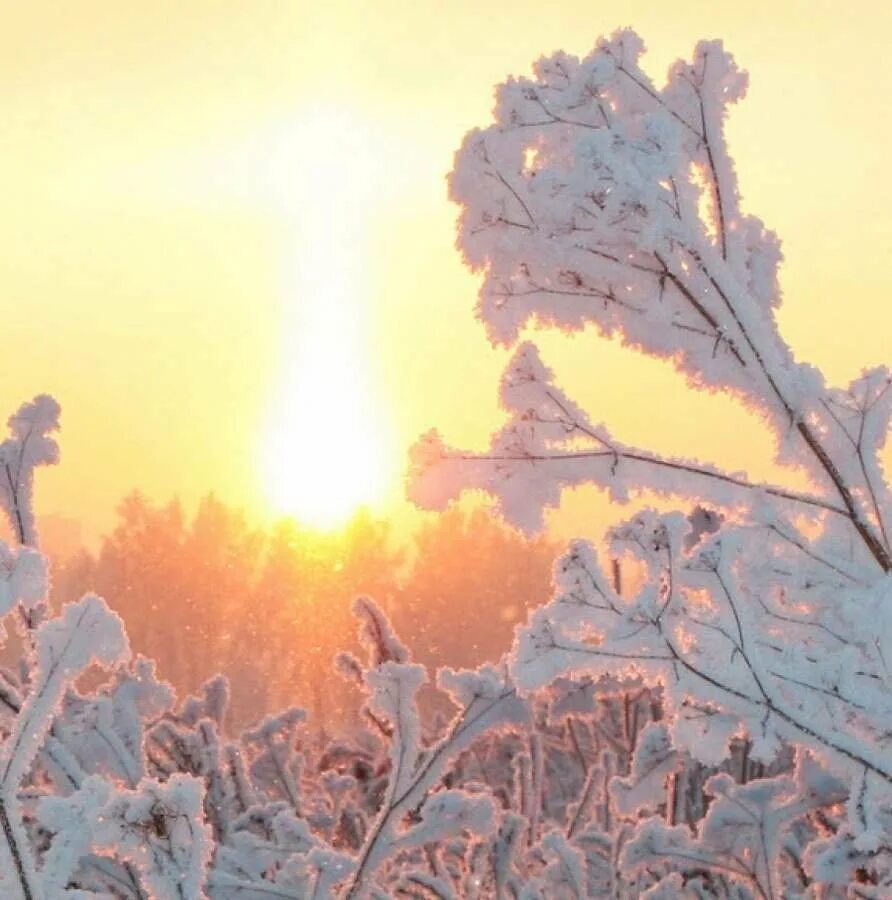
[52,494,556,732]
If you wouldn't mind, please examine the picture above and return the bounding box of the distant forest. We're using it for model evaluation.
[50,495,555,731]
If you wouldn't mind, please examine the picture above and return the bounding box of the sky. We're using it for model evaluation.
[2,0,891,547]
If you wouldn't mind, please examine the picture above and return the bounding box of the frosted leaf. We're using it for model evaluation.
[610,722,680,815]
[0,395,61,546]
[0,543,47,616]
[394,790,495,850]
[1,595,129,791]
[92,774,213,900]
[353,596,409,666]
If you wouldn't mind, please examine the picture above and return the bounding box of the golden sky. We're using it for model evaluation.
[3,0,890,546]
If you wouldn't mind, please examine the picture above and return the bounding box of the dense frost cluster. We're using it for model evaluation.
[0,29,889,899]
[411,28,892,897]
[0,401,524,899]
[0,412,848,898]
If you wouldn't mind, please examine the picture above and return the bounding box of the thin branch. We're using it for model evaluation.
[445,445,848,516]
[692,260,891,571]
[0,796,34,900]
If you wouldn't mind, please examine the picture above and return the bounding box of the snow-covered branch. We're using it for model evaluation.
[409,28,892,893]
[413,29,890,571]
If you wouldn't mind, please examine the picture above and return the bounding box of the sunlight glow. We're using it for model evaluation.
[260,108,392,528]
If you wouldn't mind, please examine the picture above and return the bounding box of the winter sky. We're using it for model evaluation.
[3,0,890,542]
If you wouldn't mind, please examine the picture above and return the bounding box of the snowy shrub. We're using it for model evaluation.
[0,397,529,897]
[0,394,814,899]
[410,28,892,896]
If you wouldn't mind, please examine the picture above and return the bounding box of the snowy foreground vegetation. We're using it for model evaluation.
[1,30,890,898]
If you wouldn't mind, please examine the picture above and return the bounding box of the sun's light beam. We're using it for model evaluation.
[259,107,392,528]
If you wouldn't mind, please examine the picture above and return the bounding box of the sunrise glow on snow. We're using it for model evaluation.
[1,5,891,896]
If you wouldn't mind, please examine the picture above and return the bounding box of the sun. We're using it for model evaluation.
[259,107,393,529]
[261,337,391,528]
